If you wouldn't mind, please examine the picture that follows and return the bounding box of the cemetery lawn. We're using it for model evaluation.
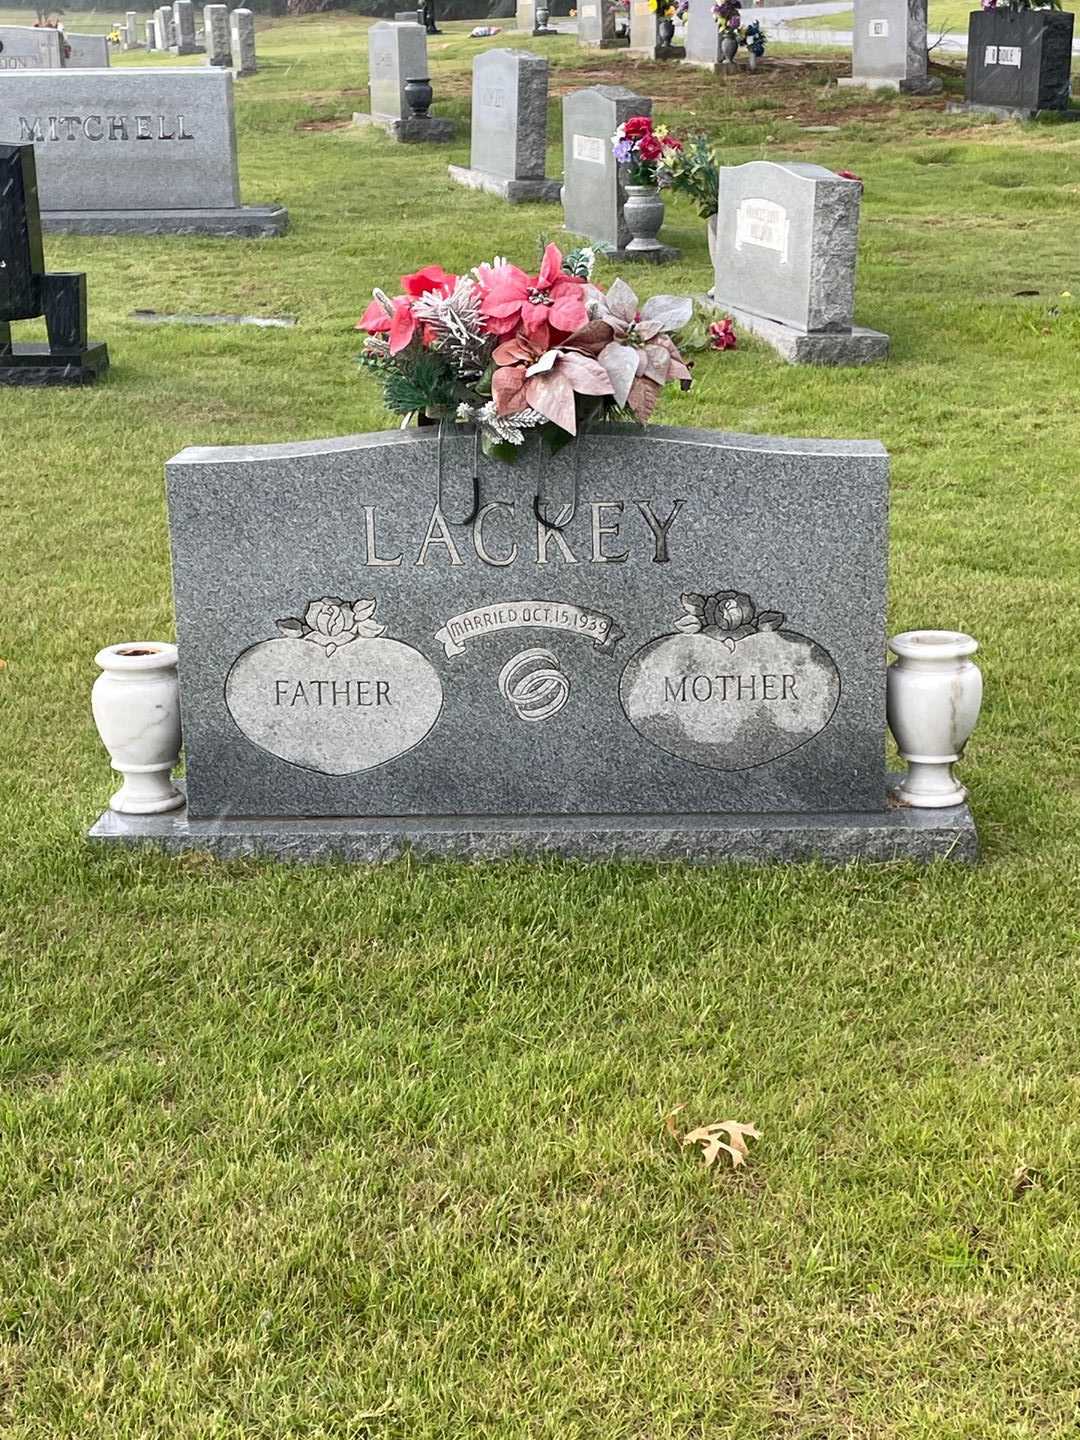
[3,15,1080,1438]
[787,1,981,36]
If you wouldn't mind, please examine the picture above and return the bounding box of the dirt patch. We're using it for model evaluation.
[296,117,353,131]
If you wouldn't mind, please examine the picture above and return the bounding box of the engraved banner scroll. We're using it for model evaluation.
[435,599,623,658]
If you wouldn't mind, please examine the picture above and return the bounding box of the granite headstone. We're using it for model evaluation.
[155,7,174,49]
[448,49,561,203]
[578,0,625,48]
[64,33,112,68]
[229,7,256,75]
[962,8,1074,117]
[145,19,157,50]
[562,86,677,260]
[684,0,721,66]
[0,142,109,385]
[838,0,939,93]
[712,160,888,365]
[0,69,287,237]
[173,0,201,55]
[0,25,64,70]
[204,4,232,66]
[353,21,454,142]
[630,0,683,57]
[123,12,141,50]
[92,423,974,863]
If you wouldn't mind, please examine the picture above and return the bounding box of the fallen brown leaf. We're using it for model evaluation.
[681,1120,761,1170]
[663,1103,687,1142]
[1011,1164,1040,1199]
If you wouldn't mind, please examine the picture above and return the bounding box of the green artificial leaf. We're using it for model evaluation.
[481,434,521,465]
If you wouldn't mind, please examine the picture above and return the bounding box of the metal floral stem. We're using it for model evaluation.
[532,424,583,533]
[435,418,481,527]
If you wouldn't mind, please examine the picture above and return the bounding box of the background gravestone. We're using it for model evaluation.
[173,0,201,56]
[144,19,157,49]
[154,7,174,49]
[123,11,141,50]
[448,50,561,202]
[64,33,112,67]
[629,0,683,57]
[838,0,939,93]
[230,8,257,75]
[353,22,455,142]
[204,4,232,65]
[0,142,109,385]
[562,86,657,256]
[712,160,889,365]
[578,0,624,48]
[0,25,63,70]
[684,0,720,66]
[963,8,1074,116]
[0,69,288,237]
[93,424,973,863]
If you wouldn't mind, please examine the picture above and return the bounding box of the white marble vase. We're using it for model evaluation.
[92,642,184,814]
[886,630,982,808]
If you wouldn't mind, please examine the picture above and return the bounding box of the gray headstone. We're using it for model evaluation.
[516,0,535,30]
[562,85,650,251]
[173,0,200,54]
[367,21,426,121]
[470,49,548,180]
[144,19,157,49]
[684,0,720,65]
[64,33,112,68]
[155,7,174,49]
[629,0,658,55]
[0,25,63,70]
[578,0,618,47]
[123,11,141,50]
[204,4,232,66]
[164,425,889,829]
[712,160,888,364]
[0,68,240,210]
[229,8,256,76]
[842,0,930,89]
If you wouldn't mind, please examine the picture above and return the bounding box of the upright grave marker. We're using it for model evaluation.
[0,69,288,237]
[89,424,975,863]
[145,19,158,50]
[154,7,174,49]
[353,21,454,142]
[962,7,1073,117]
[839,0,940,93]
[64,34,112,68]
[172,0,201,56]
[712,160,888,365]
[578,0,626,48]
[448,50,560,203]
[123,12,142,50]
[204,4,232,66]
[0,25,63,70]
[229,8,257,75]
[630,0,684,57]
[0,142,108,385]
[562,86,676,261]
[684,0,721,66]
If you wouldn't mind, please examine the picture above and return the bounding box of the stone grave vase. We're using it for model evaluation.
[886,630,982,808]
[404,76,434,117]
[623,184,667,252]
[92,642,184,814]
[720,27,739,62]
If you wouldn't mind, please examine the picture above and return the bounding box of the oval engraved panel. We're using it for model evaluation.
[226,635,443,776]
[619,628,840,772]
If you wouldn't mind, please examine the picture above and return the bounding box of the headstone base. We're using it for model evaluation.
[564,233,681,264]
[448,164,562,204]
[838,75,943,94]
[946,100,1080,122]
[0,342,109,387]
[40,205,289,238]
[723,304,890,365]
[172,43,204,55]
[352,112,456,143]
[88,779,977,866]
[581,36,630,48]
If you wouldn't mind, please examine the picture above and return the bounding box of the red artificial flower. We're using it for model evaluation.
[637,133,664,162]
[662,136,683,152]
[401,264,457,299]
[357,294,417,354]
[708,316,737,351]
[837,169,862,183]
[623,114,653,139]
[476,243,589,344]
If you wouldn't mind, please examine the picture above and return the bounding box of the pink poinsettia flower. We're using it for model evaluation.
[477,244,590,343]
[357,293,418,355]
[491,333,613,435]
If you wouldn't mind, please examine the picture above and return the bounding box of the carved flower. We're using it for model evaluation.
[275,597,386,655]
[674,589,784,650]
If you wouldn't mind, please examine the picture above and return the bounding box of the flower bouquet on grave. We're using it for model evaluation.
[656,133,720,219]
[610,114,683,187]
[356,244,693,464]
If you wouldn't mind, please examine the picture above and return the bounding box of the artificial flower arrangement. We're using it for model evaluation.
[712,0,767,55]
[611,115,683,187]
[981,0,1060,9]
[657,133,720,219]
[649,0,689,18]
[357,245,694,461]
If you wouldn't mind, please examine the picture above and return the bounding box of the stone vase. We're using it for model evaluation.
[623,184,666,252]
[92,641,184,814]
[746,48,757,70]
[404,76,433,117]
[720,28,739,63]
[886,630,982,808]
[657,15,675,48]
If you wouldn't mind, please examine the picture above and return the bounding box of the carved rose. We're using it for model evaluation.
[275,597,386,655]
[674,589,785,650]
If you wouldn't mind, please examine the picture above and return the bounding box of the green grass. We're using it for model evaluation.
[3,14,1080,1437]
[786,0,1025,34]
